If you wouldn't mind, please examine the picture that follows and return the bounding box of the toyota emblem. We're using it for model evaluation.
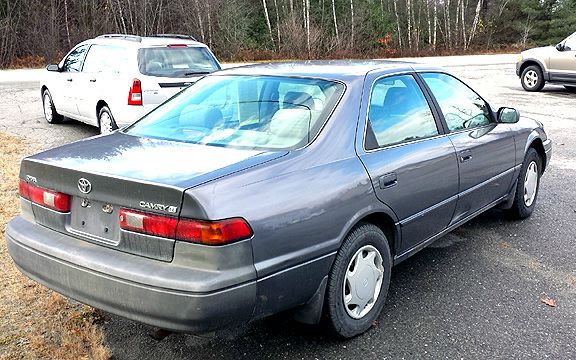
[77,178,92,194]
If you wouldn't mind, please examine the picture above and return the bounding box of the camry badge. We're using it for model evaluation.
[78,178,92,194]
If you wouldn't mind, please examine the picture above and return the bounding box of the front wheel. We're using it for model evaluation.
[42,89,63,124]
[323,223,392,338]
[521,65,545,92]
[508,148,542,219]
[98,105,118,134]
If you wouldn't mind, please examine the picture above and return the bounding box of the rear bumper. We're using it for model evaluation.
[6,216,256,333]
[112,104,157,128]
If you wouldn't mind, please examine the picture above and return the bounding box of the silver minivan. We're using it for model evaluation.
[40,34,221,133]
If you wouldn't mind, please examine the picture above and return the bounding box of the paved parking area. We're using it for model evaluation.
[1,55,575,359]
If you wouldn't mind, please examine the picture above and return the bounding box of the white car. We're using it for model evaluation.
[41,34,221,133]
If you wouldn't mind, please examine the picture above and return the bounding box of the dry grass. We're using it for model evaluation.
[0,132,110,360]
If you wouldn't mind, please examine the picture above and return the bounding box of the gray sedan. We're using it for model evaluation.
[6,61,551,338]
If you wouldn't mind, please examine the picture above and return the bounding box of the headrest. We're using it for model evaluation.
[283,91,314,110]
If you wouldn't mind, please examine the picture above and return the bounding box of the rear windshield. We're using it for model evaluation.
[125,75,345,150]
[138,46,220,78]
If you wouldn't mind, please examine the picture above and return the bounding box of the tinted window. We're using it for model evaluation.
[421,73,491,132]
[83,45,132,73]
[62,45,90,72]
[367,74,438,148]
[126,75,344,150]
[138,47,219,78]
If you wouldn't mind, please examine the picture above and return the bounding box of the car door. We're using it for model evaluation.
[357,73,459,253]
[419,72,516,225]
[53,44,90,117]
[549,33,576,82]
[77,44,108,124]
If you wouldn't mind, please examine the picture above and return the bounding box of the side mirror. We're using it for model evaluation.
[556,43,565,51]
[46,64,60,72]
[498,107,520,124]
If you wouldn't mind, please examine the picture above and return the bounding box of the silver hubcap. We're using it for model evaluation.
[43,94,53,122]
[524,161,538,207]
[524,70,539,88]
[343,245,384,319]
[99,111,113,134]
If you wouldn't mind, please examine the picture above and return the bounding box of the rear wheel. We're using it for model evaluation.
[42,89,63,124]
[521,65,545,92]
[508,148,542,219]
[98,105,118,134]
[323,223,392,338]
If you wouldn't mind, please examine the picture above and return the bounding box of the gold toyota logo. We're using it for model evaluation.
[77,178,92,194]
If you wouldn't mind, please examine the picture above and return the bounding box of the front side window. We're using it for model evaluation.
[125,75,344,150]
[421,72,491,132]
[138,47,220,78]
[367,74,439,148]
[62,45,90,72]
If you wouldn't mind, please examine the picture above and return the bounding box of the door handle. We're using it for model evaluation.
[379,172,398,189]
[459,150,472,163]
[89,79,96,82]
[66,78,72,82]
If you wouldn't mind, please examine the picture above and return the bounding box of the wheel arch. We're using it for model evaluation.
[337,206,400,258]
[527,137,547,173]
[96,100,108,120]
[519,59,549,81]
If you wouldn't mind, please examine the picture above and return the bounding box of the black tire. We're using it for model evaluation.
[323,223,392,338]
[563,85,576,92]
[508,148,542,219]
[98,105,118,134]
[42,89,63,124]
[521,65,545,92]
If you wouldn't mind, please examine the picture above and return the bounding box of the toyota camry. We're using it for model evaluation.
[6,61,552,338]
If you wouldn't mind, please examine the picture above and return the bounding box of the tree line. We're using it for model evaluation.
[0,0,575,68]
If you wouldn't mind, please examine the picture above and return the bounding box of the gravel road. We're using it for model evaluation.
[1,55,575,359]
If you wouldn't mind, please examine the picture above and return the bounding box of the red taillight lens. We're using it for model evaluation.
[176,218,253,245]
[19,179,71,212]
[128,78,142,105]
[119,208,253,245]
[119,209,177,238]
[167,44,188,48]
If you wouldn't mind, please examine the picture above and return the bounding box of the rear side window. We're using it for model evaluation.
[138,47,220,78]
[367,74,439,149]
[82,45,132,73]
[421,72,491,132]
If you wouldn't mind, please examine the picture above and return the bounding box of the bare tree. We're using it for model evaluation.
[332,0,339,43]
[262,0,276,47]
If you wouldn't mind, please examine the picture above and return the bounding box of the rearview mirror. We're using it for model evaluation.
[46,64,60,72]
[556,43,565,51]
[498,107,520,124]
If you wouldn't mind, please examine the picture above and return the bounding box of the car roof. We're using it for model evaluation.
[214,60,444,81]
[81,35,209,48]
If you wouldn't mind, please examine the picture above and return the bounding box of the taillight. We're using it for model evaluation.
[119,209,177,238]
[176,218,253,245]
[119,208,253,245]
[19,179,71,212]
[167,44,188,48]
[128,78,142,105]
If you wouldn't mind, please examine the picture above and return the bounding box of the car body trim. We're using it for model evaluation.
[394,192,510,265]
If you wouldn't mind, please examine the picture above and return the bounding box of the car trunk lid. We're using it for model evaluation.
[20,132,286,261]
